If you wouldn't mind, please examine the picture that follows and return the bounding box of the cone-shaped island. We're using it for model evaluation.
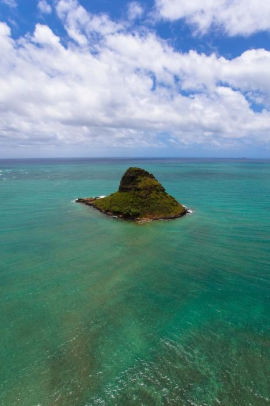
[76,167,187,222]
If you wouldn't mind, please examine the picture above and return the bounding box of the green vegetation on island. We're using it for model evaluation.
[77,167,187,222]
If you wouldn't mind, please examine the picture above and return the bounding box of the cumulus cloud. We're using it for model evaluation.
[56,0,123,46]
[156,0,270,36]
[38,0,52,15]
[1,0,270,155]
[128,2,144,21]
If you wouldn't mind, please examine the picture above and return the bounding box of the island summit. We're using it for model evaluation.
[76,167,188,222]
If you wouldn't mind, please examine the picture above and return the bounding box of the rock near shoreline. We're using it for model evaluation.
[76,167,187,222]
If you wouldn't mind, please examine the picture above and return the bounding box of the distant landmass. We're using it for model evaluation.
[76,167,187,222]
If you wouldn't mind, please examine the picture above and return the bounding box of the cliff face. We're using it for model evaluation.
[77,167,187,222]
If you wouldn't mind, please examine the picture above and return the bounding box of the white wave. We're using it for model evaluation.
[183,204,193,214]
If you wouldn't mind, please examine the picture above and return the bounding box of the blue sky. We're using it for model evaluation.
[1,0,270,158]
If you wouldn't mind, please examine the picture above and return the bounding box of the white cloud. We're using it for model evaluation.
[56,0,123,45]
[156,0,270,36]
[38,0,52,15]
[128,2,144,21]
[1,0,17,8]
[1,0,270,156]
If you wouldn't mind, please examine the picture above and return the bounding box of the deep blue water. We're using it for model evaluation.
[0,158,270,405]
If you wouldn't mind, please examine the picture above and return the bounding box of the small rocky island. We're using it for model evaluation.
[76,167,187,222]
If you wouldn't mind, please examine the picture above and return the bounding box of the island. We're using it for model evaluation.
[76,167,188,222]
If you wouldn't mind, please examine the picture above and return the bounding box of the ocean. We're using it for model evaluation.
[0,158,270,405]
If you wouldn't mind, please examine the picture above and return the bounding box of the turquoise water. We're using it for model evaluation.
[1,158,270,406]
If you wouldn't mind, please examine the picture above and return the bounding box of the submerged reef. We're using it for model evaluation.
[76,167,187,222]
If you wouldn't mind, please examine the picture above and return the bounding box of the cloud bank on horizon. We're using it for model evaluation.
[0,0,270,157]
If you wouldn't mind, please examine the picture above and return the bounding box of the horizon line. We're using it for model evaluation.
[0,156,270,160]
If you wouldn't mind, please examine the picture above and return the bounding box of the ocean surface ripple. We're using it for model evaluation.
[0,158,270,406]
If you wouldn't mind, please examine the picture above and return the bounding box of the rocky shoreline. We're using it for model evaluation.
[76,197,189,222]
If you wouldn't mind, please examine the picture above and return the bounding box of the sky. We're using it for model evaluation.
[1,0,270,158]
